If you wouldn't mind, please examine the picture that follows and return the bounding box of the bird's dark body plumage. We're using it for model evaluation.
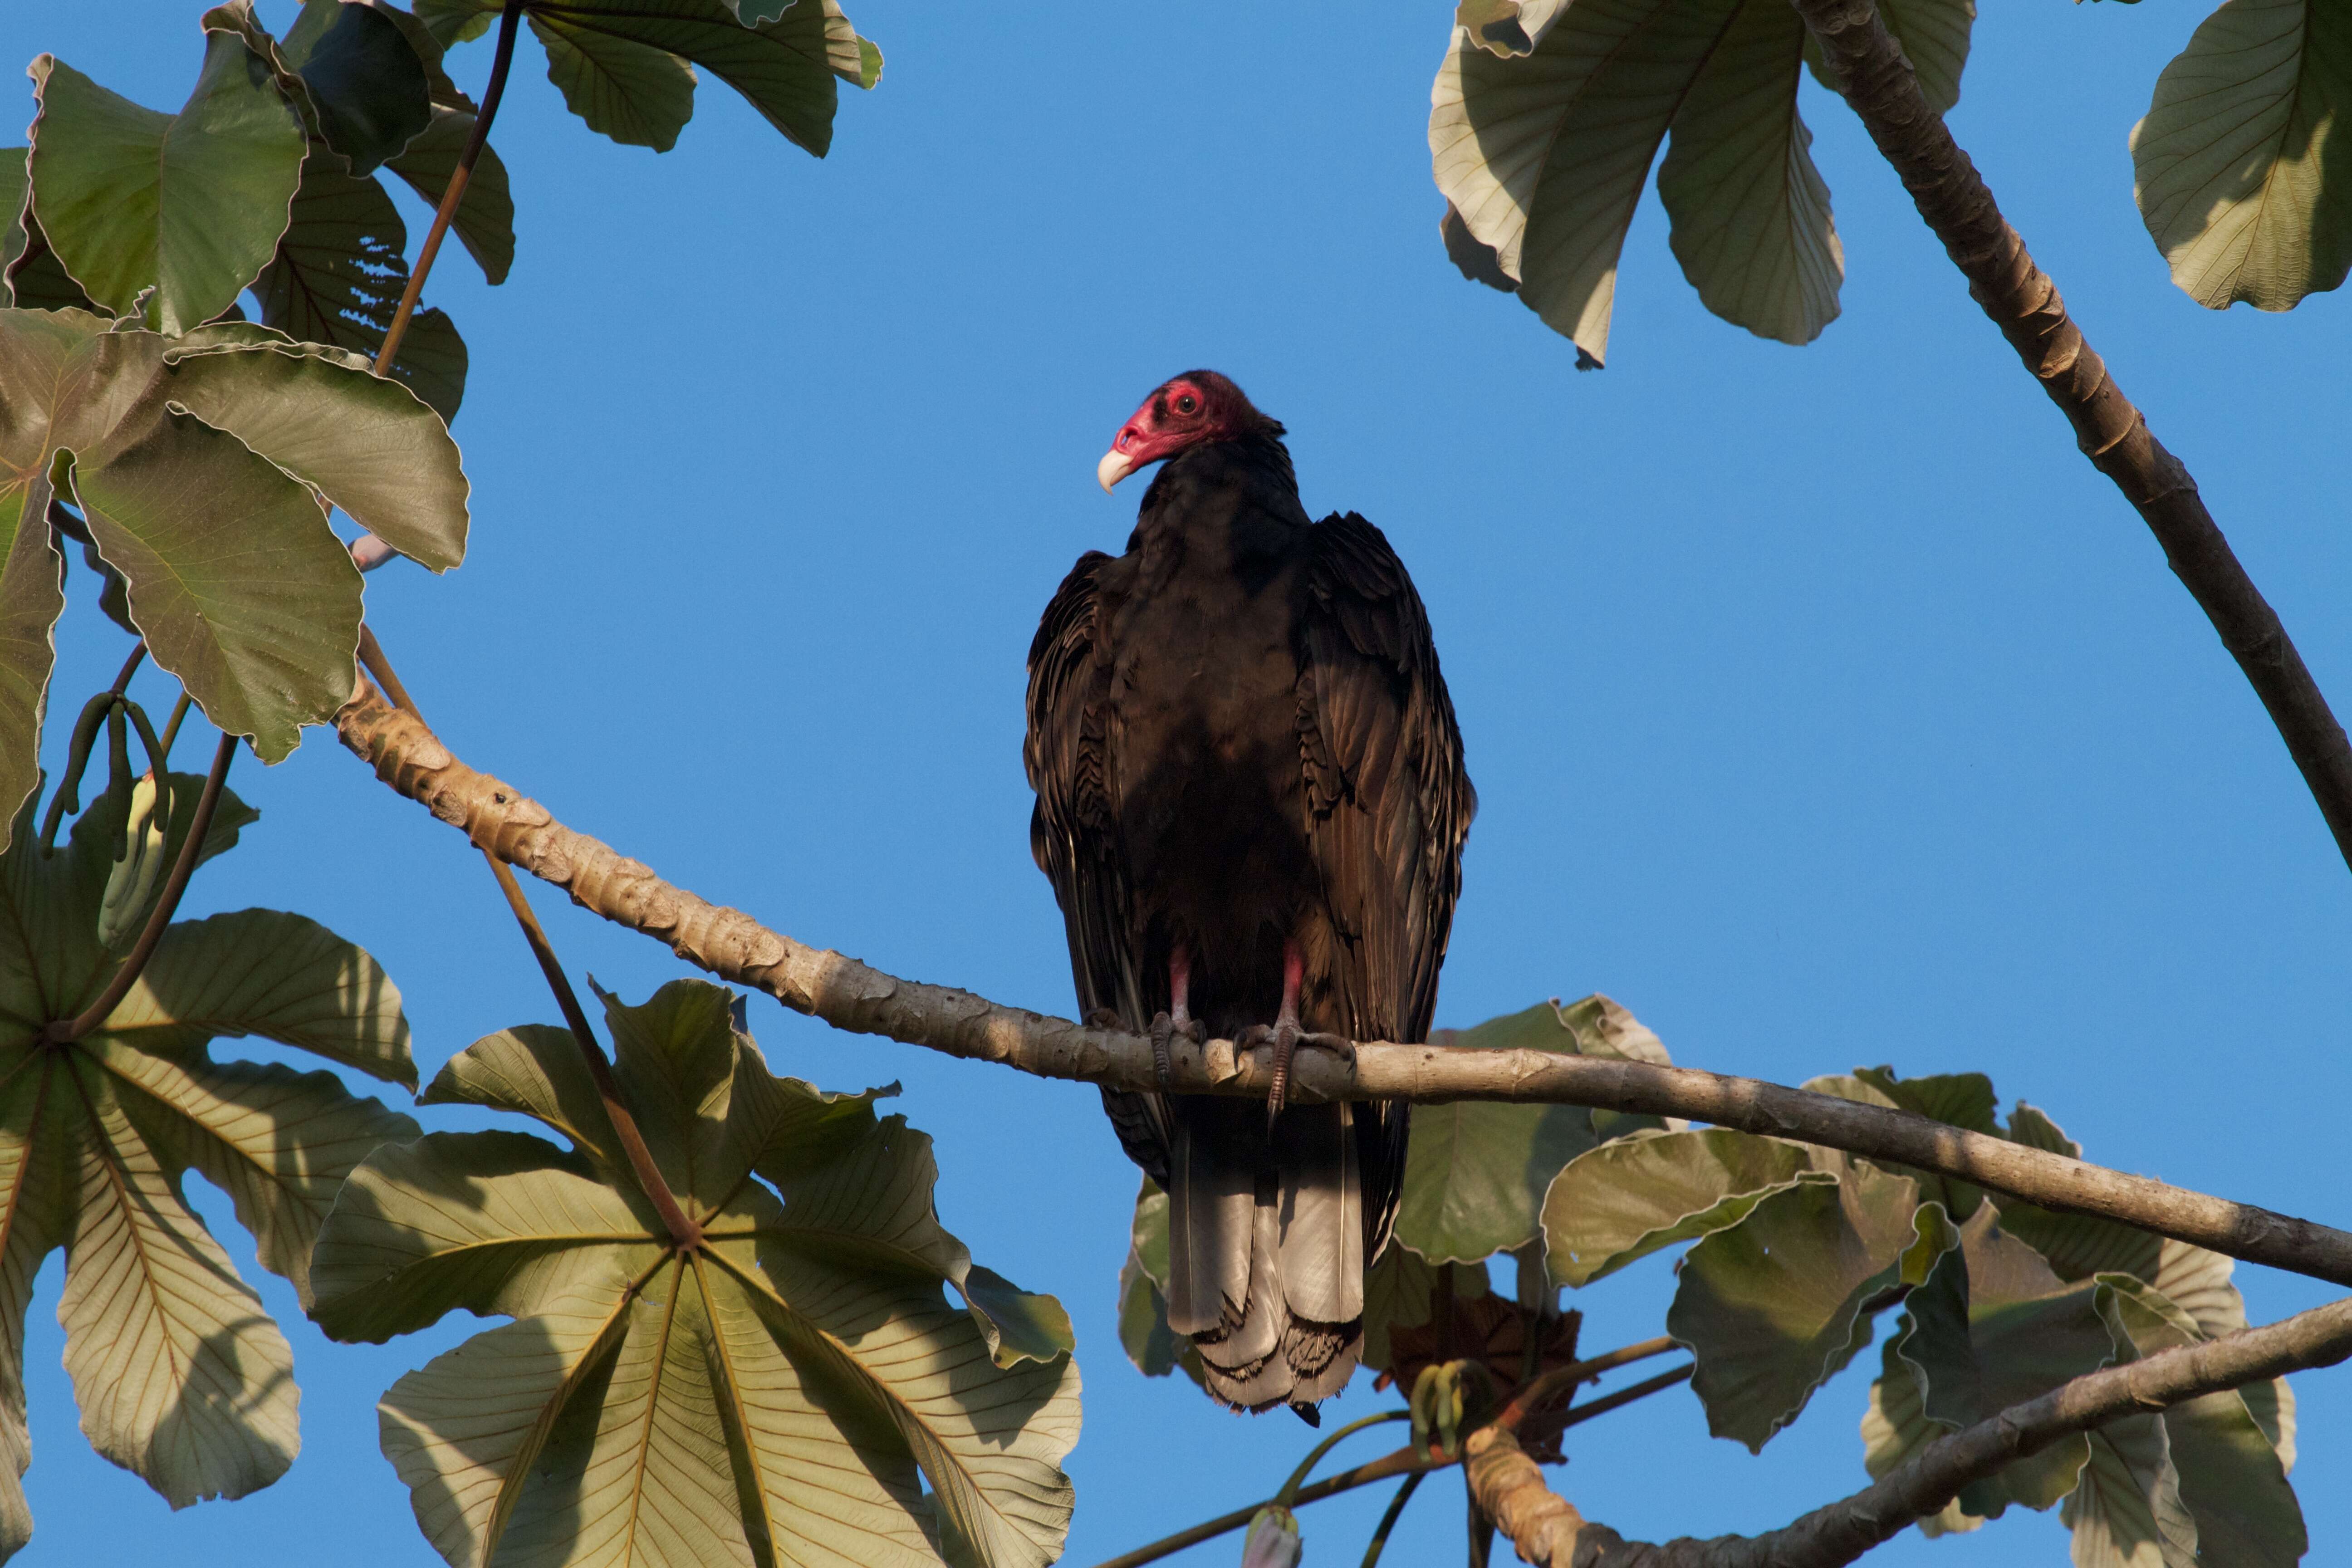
[1026,377,1474,1412]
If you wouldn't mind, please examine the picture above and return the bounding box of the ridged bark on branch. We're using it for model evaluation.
[1463,1293,2352,1568]
[332,677,2352,1287]
[1786,0,2352,873]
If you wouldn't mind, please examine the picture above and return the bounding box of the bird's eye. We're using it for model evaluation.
[1176,394,1199,415]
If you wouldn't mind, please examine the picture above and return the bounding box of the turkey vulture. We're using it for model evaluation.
[1024,371,1475,1415]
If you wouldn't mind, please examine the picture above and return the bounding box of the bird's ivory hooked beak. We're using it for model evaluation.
[1097,448,1136,493]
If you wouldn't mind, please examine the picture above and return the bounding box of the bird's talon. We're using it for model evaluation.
[1146,1011,1179,1088]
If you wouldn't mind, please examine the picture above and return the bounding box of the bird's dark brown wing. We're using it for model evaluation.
[1295,511,1477,1246]
[1025,550,1171,1181]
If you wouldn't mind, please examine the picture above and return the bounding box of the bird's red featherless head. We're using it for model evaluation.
[1096,371,1271,492]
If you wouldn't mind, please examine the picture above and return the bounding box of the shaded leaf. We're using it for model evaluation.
[2132,0,2352,310]
[531,12,699,153]
[0,778,416,1544]
[2061,1409,2198,1568]
[1543,1127,1830,1288]
[317,978,1079,1568]
[2,150,105,314]
[1395,1002,1605,1265]
[1116,1178,1205,1387]
[1811,1067,1993,1220]
[250,156,469,422]
[1994,1102,2164,1283]
[386,108,516,284]
[26,29,304,333]
[1361,1235,1490,1376]
[1668,1157,1952,1450]
[1657,0,1841,346]
[279,0,435,176]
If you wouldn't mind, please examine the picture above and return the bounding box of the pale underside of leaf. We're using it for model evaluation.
[0,474,64,849]
[1542,1127,1826,1288]
[2061,1412,2198,1568]
[55,1062,299,1507]
[2132,0,2352,310]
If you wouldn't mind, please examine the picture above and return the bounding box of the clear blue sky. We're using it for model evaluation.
[11,2,2348,1564]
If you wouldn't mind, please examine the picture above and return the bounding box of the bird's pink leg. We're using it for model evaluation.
[1147,945,1203,1088]
[1242,941,1356,1130]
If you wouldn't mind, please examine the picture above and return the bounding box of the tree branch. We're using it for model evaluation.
[1464,1293,2352,1568]
[331,677,2352,1287]
[1787,0,2352,874]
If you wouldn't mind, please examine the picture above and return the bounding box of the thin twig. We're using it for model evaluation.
[1275,1410,1409,1505]
[46,731,233,1042]
[1495,1336,1677,1432]
[1360,1472,1426,1568]
[354,0,524,573]
[329,678,2352,1289]
[1790,0,2352,875]
[354,626,704,1250]
[1524,1364,1693,1444]
[372,0,524,378]
[1086,1364,1697,1568]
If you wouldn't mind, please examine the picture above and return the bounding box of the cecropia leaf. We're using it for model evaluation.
[25,25,304,333]
[0,778,417,1549]
[2132,0,2352,310]
[315,978,1078,1568]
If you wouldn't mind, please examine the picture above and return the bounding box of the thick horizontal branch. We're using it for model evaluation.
[1468,1292,2352,1568]
[333,678,2352,1287]
[1789,0,2352,873]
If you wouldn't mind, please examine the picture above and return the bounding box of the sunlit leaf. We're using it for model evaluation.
[0,469,63,846]
[2132,0,2352,310]
[25,25,304,333]
[1669,1156,1952,1450]
[0,778,416,1551]
[316,979,1079,1568]
[162,325,470,569]
[1543,1127,1830,1288]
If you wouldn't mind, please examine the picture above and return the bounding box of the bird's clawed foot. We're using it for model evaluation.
[1146,1008,1205,1088]
[1239,1015,1355,1131]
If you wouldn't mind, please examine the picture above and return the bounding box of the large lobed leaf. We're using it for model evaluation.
[0,308,467,795]
[315,979,1079,1568]
[2132,0,2352,311]
[1857,1107,2303,1566]
[26,21,304,334]
[1429,0,1970,363]
[418,0,881,156]
[1394,995,1670,1266]
[0,780,417,1557]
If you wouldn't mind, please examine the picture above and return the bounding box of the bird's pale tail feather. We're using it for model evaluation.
[1166,1101,1368,1412]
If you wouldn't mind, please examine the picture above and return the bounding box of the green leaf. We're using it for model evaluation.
[2100,1276,2305,1566]
[1811,1067,1994,1219]
[2061,1406,2199,1568]
[386,108,517,284]
[1668,1155,1953,1450]
[464,0,874,156]
[0,779,417,1541]
[1864,1210,2108,1528]
[0,308,399,760]
[279,0,435,176]
[250,156,470,422]
[3,147,103,314]
[0,470,64,848]
[1543,1127,1831,1288]
[316,978,1079,1568]
[1994,1102,2164,1282]
[1656,0,1842,346]
[1433,0,1844,365]
[1116,1178,1206,1386]
[157,329,471,569]
[2132,0,2352,310]
[530,13,700,153]
[1393,1002,1607,1265]
[25,27,305,333]
[416,0,500,49]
